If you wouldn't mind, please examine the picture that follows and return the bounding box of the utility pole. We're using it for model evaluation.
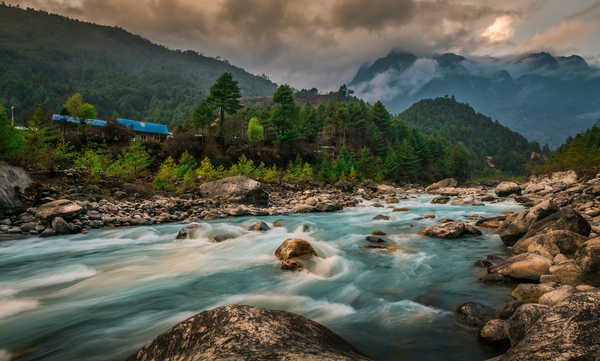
[10,105,14,127]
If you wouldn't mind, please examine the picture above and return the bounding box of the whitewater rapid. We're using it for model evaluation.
[0,194,522,361]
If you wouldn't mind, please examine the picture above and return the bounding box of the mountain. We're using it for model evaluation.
[0,4,277,127]
[349,50,600,147]
[398,97,543,175]
[540,125,600,173]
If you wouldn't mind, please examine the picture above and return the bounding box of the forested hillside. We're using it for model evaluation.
[398,97,544,176]
[0,4,277,127]
[540,126,600,173]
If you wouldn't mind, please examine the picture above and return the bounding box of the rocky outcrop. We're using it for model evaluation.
[479,319,509,345]
[495,290,600,361]
[420,222,482,239]
[425,178,457,192]
[498,200,558,246]
[126,304,371,361]
[198,176,269,206]
[512,230,588,257]
[488,253,552,281]
[495,182,521,197]
[0,165,31,217]
[576,238,600,286]
[35,199,82,221]
[522,208,591,239]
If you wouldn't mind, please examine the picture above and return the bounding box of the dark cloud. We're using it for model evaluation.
[330,0,415,30]
[8,0,600,91]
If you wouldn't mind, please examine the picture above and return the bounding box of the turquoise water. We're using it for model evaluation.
[0,195,522,361]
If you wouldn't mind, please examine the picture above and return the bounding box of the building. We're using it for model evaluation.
[52,115,169,142]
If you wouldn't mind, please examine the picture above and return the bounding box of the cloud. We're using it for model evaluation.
[8,0,598,91]
[522,20,599,53]
[354,58,441,102]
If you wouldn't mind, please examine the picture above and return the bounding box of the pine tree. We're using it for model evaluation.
[207,72,241,140]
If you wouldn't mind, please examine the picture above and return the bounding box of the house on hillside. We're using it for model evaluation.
[52,115,169,142]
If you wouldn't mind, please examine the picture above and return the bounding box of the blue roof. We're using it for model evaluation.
[52,114,168,135]
[117,118,169,135]
[52,114,106,127]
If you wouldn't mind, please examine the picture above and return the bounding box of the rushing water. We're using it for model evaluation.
[0,194,522,361]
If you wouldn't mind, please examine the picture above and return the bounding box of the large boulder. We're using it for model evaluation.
[498,200,558,246]
[523,208,591,239]
[455,302,496,327]
[0,165,32,217]
[512,230,588,257]
[479,319,509,345]
[420,222,482,239]
[511,283,556,303]
[275,238,317,261]
[488,253,552,281]
[35,199,82,221]
[495,182,521,197]
[425,178,457,192]
[504,303,550,347]
[576,238,600,286]
[126,304,371,361]
[497,290,600,361]
[198,176,268,206]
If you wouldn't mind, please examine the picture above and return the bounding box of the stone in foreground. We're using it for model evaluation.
[126,304,371,361]
[275,238,317,261]
[496,290,600,361]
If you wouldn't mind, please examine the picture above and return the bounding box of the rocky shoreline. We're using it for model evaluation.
[3,164,600,360]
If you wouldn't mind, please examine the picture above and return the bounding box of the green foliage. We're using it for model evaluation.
[540,126,600,172]
[228,155,254,177]
[21,105,56,170]
[190,100,214,133]
[75,146,111,180]
[247,117,264,145]
[64,93,84,117]
[107,140,153,180]
[208,72,242,137]
[175,151,197,178]
[78,103,97,119]
[197,156,217,181]
[153,156,177,191]
[263,165,279,183]
[0,103,22,159]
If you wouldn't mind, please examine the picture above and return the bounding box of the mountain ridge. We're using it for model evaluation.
[349,50,600,147]
[0,4,277,127]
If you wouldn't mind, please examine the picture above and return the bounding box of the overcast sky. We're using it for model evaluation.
[11,0,600,90]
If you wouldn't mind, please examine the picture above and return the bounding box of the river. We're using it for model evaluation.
[0,194,522,361]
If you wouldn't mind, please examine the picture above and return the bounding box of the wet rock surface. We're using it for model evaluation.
[126,304,371,361]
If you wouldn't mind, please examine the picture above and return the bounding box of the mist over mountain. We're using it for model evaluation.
[349,50,600,147]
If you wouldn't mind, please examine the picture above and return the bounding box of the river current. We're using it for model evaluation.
[0,194,522,361]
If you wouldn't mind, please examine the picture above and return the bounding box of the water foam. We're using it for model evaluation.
[0,298,39,319]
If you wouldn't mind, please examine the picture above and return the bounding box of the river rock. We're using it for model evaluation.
[431,196,450,204]
[281,259,303,271]
[292,204,316,213]
[426,178,457,192]
[523,208,591,240]
[198,176,268,206]
[488,253,552,281]
[476,216,506,229]
[548,261,583,285]
[248,221,270,231]
[505,303,550,347]
[176,224,203,239]
[511,283,556,303]
[498,200,559,246]
[497,290,600,361]
[450,196,484,206]
[373,215,390,221]
[51,217,73,235]
[479,319,509,344]
[538,285,575,306]
[275,238,317,261]
[495,182,521,197]
[456,302,496,327]
[0,165,31,217]
[575,238,600,286]
[512,230,588,257]
[420,222,482,239]
[126,304,370,361]
[35,199,82,221]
